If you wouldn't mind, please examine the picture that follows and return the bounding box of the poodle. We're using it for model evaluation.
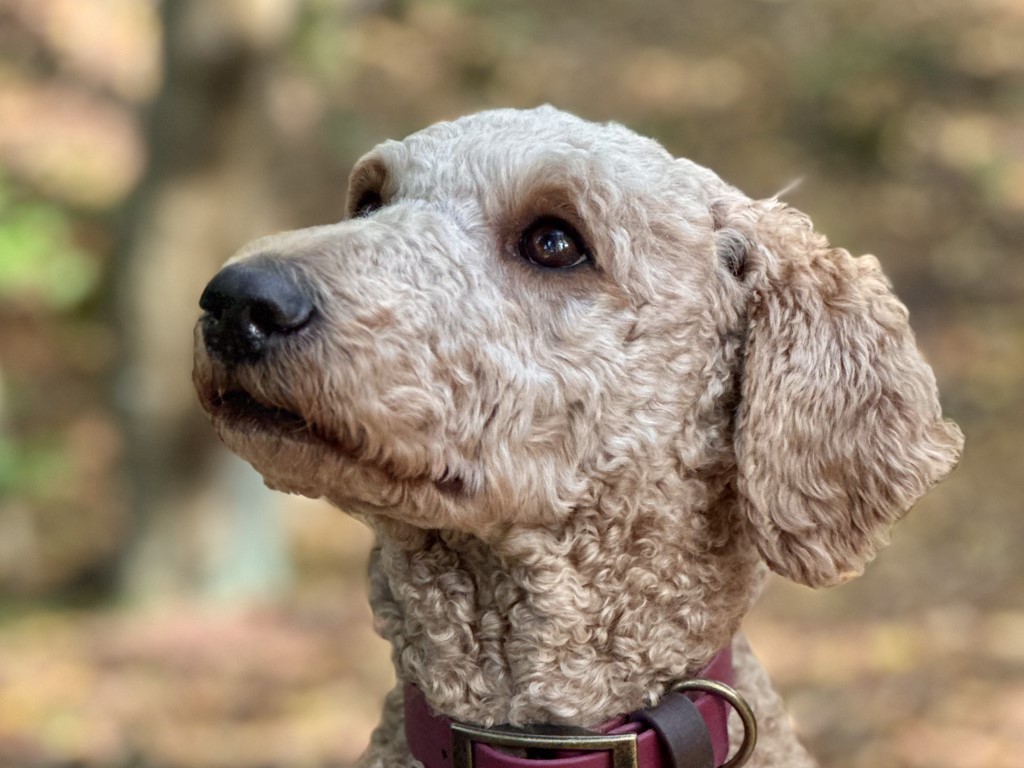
[193,107,963,768]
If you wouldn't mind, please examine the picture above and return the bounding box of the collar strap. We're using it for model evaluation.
[404,646,745,768]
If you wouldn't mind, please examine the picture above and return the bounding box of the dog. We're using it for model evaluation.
[193,107,963,768]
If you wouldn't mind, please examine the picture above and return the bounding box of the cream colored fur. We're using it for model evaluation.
[193,107,963,767]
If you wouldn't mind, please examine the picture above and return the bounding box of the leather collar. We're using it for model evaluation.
[404,646,739,768]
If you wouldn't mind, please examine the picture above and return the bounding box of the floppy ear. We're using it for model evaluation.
[721,198,963,587]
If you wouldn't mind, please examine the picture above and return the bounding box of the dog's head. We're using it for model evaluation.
[193,106,962,588]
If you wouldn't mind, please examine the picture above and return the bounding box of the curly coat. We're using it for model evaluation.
[193,107,963,767]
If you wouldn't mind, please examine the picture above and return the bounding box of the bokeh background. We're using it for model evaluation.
[0,1,1021,766]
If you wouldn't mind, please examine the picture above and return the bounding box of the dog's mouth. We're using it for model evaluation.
[201,385,469,496]
[203,386,354,453]
[214,389,317,439]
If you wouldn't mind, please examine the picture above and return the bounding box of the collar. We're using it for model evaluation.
[404,645,755,768]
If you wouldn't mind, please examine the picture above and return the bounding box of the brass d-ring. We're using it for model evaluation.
[671,679,757,768]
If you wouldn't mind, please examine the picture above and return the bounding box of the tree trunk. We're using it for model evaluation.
[114,0,301,601]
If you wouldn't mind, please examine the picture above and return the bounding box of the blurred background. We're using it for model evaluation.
[0,0,1021,766]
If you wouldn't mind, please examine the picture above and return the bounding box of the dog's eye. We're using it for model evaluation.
[353,190,384,218]
[519,218,589,269]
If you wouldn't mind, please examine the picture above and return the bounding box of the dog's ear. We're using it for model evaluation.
[718,197,963,588]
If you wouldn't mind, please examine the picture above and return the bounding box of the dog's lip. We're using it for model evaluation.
[206,388,348,450]
[201,385,470,496]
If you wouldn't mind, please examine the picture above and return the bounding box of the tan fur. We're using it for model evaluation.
[193,107,963,767]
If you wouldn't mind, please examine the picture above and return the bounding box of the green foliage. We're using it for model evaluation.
[0,178,99,311]
[0,433,69,502]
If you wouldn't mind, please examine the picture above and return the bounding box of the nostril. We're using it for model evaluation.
[248,292,314,336]
[198,282,232,320]
[199,258,315,364]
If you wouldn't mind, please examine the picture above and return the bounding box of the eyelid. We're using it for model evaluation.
[502,185,593,255]
[535,216,588,247]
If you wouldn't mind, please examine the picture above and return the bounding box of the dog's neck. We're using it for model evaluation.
[366,497,759,728]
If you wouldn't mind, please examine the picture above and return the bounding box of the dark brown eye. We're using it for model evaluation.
[353,190,383,218]
[519,218,589,269]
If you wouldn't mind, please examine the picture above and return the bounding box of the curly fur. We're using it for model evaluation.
[193,107,963,767]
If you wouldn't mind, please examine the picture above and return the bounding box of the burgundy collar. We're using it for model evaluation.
[404,646,748,768]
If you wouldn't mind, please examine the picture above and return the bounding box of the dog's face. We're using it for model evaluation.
[194,107,741,530]
[193,106,961,587]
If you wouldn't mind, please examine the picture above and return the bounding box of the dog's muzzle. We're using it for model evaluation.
[199,258,315,365]
[404,646,756,768]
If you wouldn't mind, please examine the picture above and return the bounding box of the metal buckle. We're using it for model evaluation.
[671,679,757,768]
[451,722,639,768]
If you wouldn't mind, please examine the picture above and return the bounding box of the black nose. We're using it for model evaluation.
[199,259,315,364]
